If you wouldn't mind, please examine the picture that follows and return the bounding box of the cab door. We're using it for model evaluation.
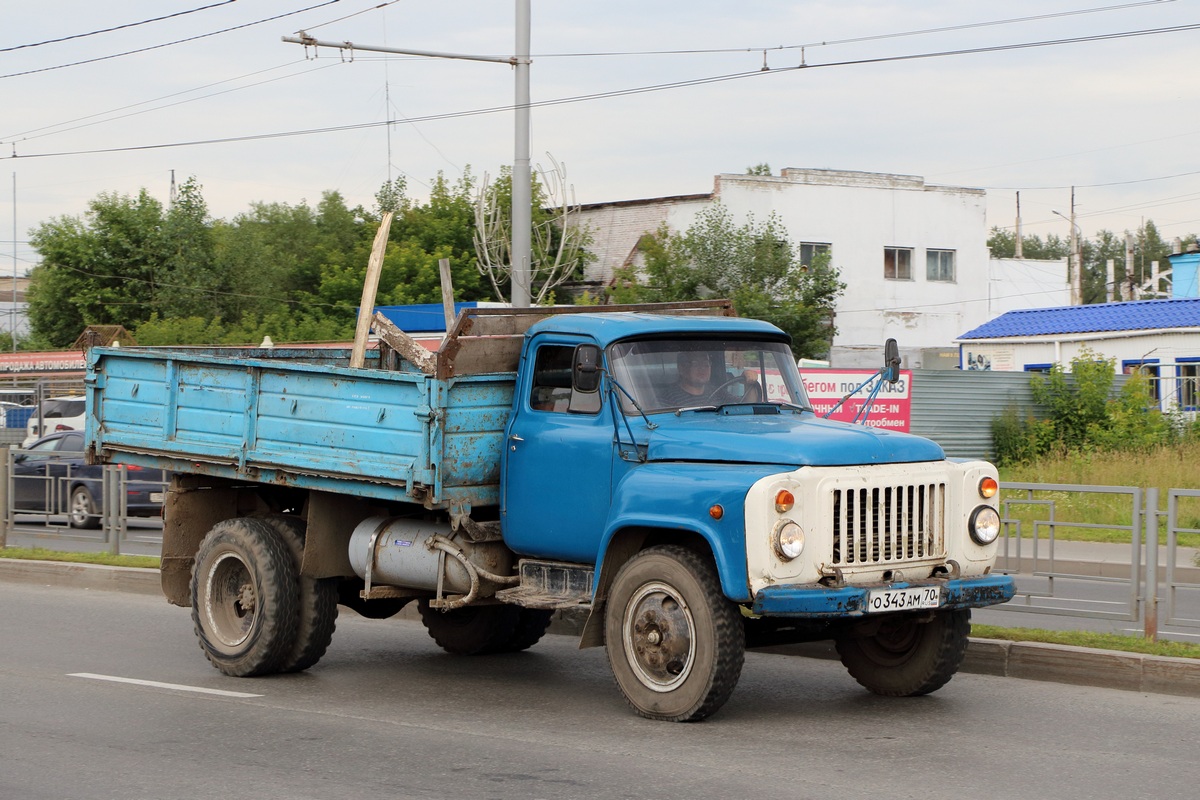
[502,336,612,563]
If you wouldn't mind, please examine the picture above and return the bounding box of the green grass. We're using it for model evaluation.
[0,546,159,570]
[972,623,1200,660]
[999,444,1200,548]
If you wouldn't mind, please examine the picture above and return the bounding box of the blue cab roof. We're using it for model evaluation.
[526,312,789,348]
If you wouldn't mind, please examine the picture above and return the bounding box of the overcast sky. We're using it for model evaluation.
[3,1,1199,277]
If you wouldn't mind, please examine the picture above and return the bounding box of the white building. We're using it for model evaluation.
[956,297,1200,413]
[576,168,1068,368]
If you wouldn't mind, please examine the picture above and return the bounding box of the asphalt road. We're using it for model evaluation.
[3,581,1199,800]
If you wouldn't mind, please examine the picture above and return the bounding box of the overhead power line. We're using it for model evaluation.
[531,0,1177,59]
[0,0,342,80]
[4,18,1199,161]
[0,0,240,53]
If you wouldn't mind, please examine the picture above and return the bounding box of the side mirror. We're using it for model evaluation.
[883,338,900,384]
[572,344,602,393]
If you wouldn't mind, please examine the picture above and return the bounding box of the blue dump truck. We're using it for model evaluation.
[85,300,1013,721]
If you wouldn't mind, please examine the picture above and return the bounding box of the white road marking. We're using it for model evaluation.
[68,673,263,698]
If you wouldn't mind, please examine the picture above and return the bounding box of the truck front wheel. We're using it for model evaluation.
[190,518,299,677]
[604,545,745,722]
[835,608,970,696]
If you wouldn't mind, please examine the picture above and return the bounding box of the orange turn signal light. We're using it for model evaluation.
[979,477,999,499]
[709,504,724,520]
[775,490,795,513]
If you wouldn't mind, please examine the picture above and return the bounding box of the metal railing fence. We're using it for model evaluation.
[0,447,167,558]
[996,482,1200,640]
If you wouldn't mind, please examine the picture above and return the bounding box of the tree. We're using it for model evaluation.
[27,189,167,346]
[474,158,593,305]
[610,203,844,358]
[986,227,1070,261]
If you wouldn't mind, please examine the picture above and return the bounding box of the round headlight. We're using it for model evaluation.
[773,521,805,561]
[969,506,1001,545]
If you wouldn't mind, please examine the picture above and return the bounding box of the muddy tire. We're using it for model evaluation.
[417,600,520,655]
[68,485,101,530]
[190,518,299,677]
[604,545,745,722]
[835,608,971,697]
[499,608,555,653]
[260,515,338,673]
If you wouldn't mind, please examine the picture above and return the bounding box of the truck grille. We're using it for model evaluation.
[831,482,946,566]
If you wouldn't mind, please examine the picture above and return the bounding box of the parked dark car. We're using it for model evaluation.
[11,431,168,528]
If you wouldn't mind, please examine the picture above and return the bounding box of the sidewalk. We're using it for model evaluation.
[3,556,1198,700]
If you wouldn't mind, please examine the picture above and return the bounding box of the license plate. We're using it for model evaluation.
[150,492,164,503]
[865,585,941,613]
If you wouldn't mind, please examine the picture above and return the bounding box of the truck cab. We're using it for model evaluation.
[499,312,1012,720]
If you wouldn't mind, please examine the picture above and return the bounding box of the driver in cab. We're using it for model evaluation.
[659,350,712,407]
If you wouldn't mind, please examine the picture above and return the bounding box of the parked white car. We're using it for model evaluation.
[23,396,87,448]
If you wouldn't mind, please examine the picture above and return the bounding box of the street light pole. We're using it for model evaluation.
[510,0,532,308]
[1053,190,1083,305]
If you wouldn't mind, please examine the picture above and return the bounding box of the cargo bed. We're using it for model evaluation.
[86,345,514,510]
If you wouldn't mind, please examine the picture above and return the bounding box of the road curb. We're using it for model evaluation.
[3,558,1198,699]
[0,558,161,595]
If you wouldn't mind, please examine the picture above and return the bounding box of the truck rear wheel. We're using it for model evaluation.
[417,600,521,655]
[835,608,970,696]
[260,515,338,673]
[604,545,744,722]
[500,608,555,653]
[191,518,299,677]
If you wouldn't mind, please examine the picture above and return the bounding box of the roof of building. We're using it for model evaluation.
[958,297,1200,340]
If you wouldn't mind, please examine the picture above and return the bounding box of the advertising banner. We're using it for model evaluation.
[800,369,912,432]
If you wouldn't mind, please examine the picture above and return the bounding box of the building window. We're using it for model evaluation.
[1123,360,1161,403]
[1024,364,1052,373]
[799,242,830,268]
[884,247,912,280]
[926,249,956,282]
[1179,361,1200,411]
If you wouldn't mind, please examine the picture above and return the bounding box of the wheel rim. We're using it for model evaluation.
[622,581,696,692]
[203,551,258,648]
[859,618,921,666]
[70,489,93,525]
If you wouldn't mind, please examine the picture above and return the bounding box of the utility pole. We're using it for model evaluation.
[1052,187,1083,306]
[283,0,534,307]
[1069,187,1082,305]
[1014,192,1023,259]
[511,0,532,307]
[11,172,16,352]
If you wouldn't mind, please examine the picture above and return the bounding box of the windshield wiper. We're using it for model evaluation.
[674,404,719,414]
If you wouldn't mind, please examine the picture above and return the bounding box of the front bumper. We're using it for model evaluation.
[750,573,1015,618]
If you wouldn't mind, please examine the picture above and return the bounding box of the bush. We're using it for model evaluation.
[991,406,1055,465]
[993,348,1183,464]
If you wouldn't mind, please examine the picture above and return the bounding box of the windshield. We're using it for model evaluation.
[608,338,811,414]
